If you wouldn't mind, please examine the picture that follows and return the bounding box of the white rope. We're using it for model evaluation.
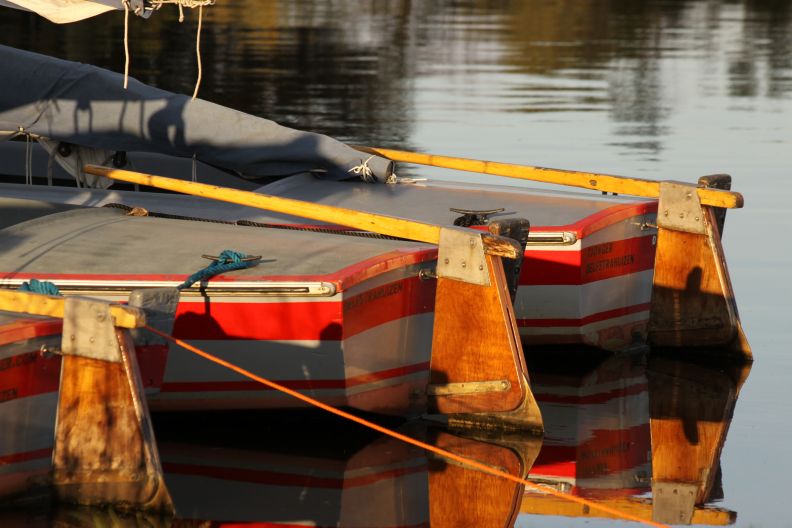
[348,156,377,183]
[123,0,130,89]
[192,5,203,100]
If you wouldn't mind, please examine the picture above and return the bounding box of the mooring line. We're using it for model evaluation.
[146,326,668,527]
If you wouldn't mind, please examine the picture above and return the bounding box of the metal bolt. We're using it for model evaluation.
[679,212,685,219]
[461,260,467,268]
[478,264,484,270]
[695,216,700,221]
[70,335,76,341]
[686,192,692,199]
[444,258,449,264]
[664,210,669,216]
[469,239,476,247]
[89,337,95,344]
[96,313,106,322]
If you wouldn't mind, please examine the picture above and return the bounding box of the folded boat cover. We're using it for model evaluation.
[0,45,393,182]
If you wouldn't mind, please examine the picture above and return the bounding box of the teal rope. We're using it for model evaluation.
[18,278,61,296]
[178,250,261,290]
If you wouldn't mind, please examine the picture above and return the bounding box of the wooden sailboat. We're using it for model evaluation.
[0,43,751,358]
[0,191,542,433]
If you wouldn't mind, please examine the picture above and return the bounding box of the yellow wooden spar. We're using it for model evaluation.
[353,146,744,209]
[0,289,144,328]
[83,165,521,259]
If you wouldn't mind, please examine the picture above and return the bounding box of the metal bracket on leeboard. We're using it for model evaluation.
[657,181,707,234]
[61,297,121,362]
[436,226,490,286]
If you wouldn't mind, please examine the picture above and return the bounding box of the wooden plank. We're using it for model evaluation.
[354,146,744,209]
[84,165,520,259]
[0,289,144,329]
[52,329,173,513]
[428,254,542,432]
[520,493,735,526]
[648,206,751,357]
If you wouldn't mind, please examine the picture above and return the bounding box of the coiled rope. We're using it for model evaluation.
[144,325,668,528]
[177,250,261,290]
[18,279,61,296]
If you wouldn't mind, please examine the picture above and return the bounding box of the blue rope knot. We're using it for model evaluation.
[178,250,261,290]
[19,278,61,296]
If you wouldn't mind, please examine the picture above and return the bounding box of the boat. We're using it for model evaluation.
[0,196,542,432]
[0,43,751,357]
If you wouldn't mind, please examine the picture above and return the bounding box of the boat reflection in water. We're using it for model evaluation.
[0,348,748,527]
[522,349,751,526]
[0,414,540,527]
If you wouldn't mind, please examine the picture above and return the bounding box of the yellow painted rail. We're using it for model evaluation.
[84,165,521,259]
[354,146,744,209]
[0,289,145,329]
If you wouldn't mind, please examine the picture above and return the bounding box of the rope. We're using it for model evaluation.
[192,5,203,100]
[18,279,61,296]
[348,156,377,183]
[144,327,668,528]
[123,0,130,90]
[177,250,261,290]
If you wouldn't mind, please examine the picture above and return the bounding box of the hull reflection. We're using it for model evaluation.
[521,350,749,525]
[0,418,541,527]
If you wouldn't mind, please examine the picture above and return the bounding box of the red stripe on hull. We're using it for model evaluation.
[519,235,655,287]
[0,447,53,465]
[173,277,434,341]
[160,361,430,394]
[0,351,60,403]
[581,236,655,284]
[343,276,435,338]
[517,303,651,328]
[173,301,343,341]
[0,319,61,347]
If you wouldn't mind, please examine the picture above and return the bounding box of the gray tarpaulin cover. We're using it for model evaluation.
[0,45,393,182]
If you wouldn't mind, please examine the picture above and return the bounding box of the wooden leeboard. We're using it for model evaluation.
[52,329,172,512]
[428,255,528,414]
[649,206,750,357]
[428,431,524,528]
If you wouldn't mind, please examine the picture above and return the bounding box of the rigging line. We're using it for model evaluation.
[192,4,203,100]
[144,325,669,528]
[123,0,130,89]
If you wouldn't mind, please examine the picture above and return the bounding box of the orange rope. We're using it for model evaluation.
[147,326,668,528]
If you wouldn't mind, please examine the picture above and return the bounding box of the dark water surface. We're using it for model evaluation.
[1,1,790,526]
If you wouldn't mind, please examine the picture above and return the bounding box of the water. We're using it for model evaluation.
[1,0,791,526]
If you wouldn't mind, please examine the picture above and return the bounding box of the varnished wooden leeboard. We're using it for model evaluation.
[52,329,172,512]
[649,207,750,357]
[429,255,528,414]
